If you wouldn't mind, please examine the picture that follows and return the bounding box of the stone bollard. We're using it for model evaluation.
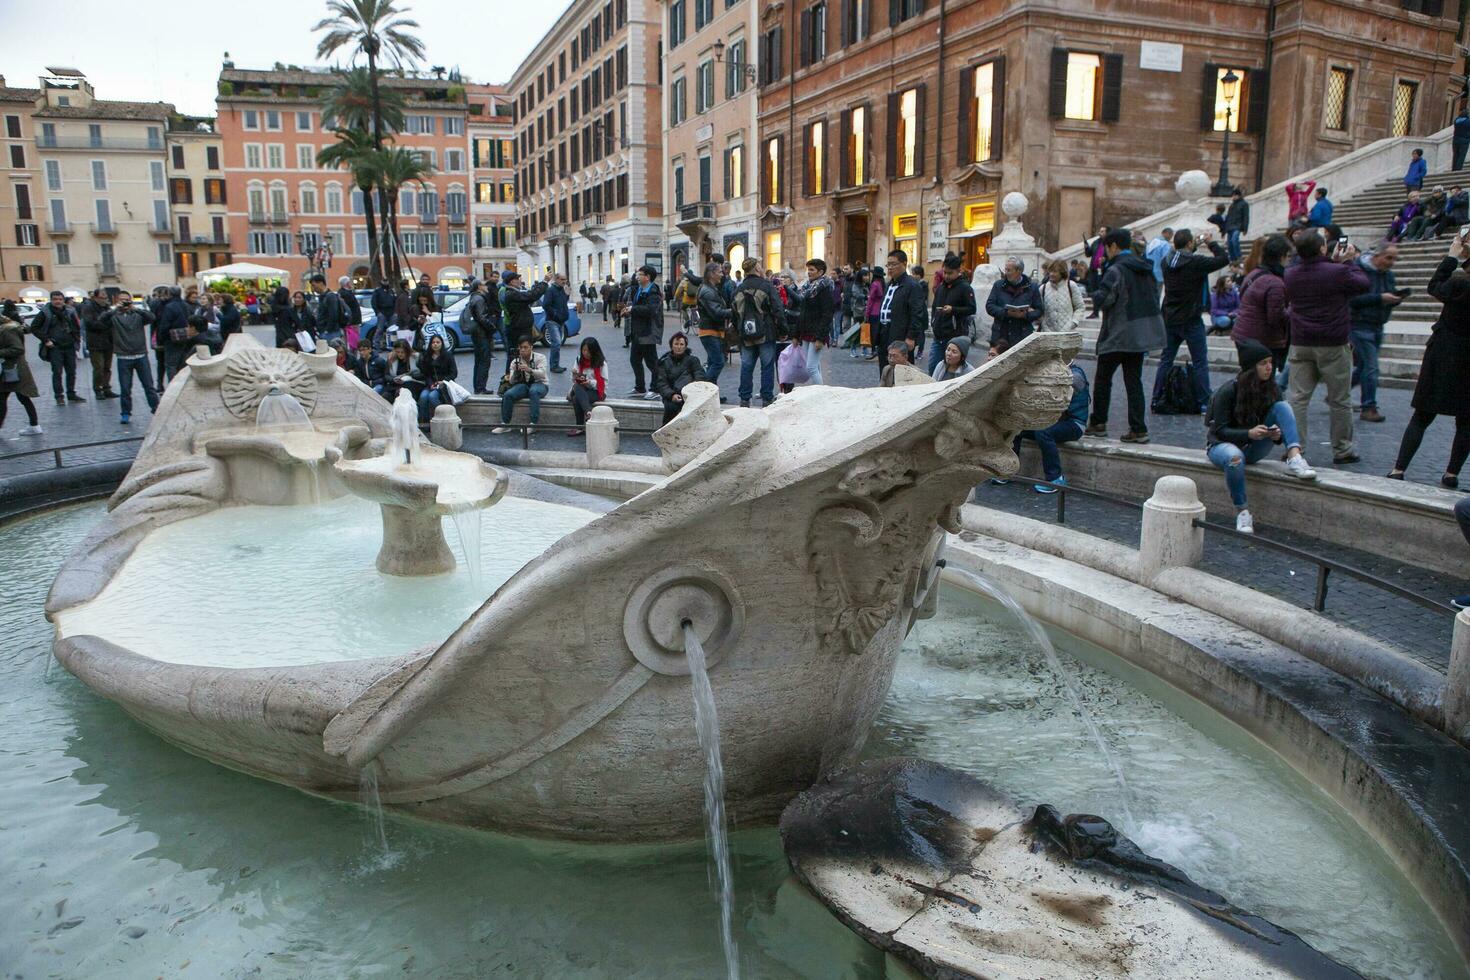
[1446,610,1470,743]
[586,404,619,466]
[429,403,463,450]
[1139,475,1206,583]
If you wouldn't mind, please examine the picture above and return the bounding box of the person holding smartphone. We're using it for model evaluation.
[1347,243,1402,424]
[1206,341,1318,534]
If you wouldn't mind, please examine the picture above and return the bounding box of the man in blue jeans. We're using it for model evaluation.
[542,273,570,373]
[732,261,782,407]
[1347,245,1400,424]
[1015,361,1090,493]
[1154,228,1230,411]
[1224,188,1250,262]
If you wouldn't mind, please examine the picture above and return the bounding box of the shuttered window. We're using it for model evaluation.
[1048,49,1122,123]
[885,85,925,178]
[958,57,1005,165]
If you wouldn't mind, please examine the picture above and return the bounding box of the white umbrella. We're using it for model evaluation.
[198,262,290,282]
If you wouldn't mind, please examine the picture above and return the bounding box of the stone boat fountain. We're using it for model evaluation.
[45,330,1080,841]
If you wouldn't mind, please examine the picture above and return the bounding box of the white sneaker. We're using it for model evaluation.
[490,426,512,434]
[1235,509,1254,534]
[19,424,43,436]
[1285,455,1317,480]
[643,390,660,401]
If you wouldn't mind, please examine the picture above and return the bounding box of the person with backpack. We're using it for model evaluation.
[929,253,977,375]
[1087,229,1164,443]
[599,277,616,322]
[1207,340,1319,534]
[543,272,571,374]
[621,265,664,398]
[732,257,782,407]
[676,271,701,327]
[309,274,345,346]
[1153,228,1230,415]
[845,267,872,357]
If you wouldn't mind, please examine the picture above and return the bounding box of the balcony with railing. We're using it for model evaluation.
[95,262,121,279]
[176,233,232,247]
[676,201,716,237]
[93,220,118,236]
[579,213,606,240]
[446,211,466,225]
[47,220,72,236]
[547,223,573,245]
[417,211,440,224]
[36,135,164,151]
[248,210,289,225]
[150,221,172,237]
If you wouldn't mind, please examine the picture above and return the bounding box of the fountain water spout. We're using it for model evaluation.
[388,389,420,466]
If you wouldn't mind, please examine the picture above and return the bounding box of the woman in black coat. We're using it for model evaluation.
[270,285,295,347]
[622,265,665,396]
[278,290,317,349]
[1388,239,1470,487]
[412,333,458,422]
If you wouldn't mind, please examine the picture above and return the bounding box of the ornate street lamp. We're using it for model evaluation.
[1212,69,1241,197]
[712,38,757,82]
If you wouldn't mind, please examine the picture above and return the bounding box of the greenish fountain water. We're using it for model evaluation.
[4,502,1464,978]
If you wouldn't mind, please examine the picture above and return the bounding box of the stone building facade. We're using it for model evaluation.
[658,0,762,278]
[217,65,476,289]
[0,78,49,298]
[165,116,228,287]
[755,0,1464,270]
[466,84,518,280]
[29,70,174,295]
[510,0,665,290]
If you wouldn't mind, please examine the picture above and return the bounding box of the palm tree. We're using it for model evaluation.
[318,128,384,284]
[320,65,406,135]
[374,146,435,284]
[313,0,425,152]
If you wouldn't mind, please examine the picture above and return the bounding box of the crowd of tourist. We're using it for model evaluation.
[4,154,1469,544]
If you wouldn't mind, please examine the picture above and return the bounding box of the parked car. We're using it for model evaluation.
[356,289,581,351]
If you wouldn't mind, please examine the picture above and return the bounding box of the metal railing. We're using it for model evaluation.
[0,436,144,471]
[36,136,163,151]
[1015,477,1457,618]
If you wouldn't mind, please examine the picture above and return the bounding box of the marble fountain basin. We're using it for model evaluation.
[45,330,1082,841]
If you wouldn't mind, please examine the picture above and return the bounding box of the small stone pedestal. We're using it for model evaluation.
[377,505,456,576]
[1447,609,1470,742]
[586,404,619,466]
[1139,476,1206,582]
[987,192,1044,282]
[430,403,463,450]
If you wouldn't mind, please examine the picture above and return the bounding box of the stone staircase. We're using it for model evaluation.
[1070,170,1465,387]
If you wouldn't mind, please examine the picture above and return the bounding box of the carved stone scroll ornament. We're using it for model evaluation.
[219,347,319,420]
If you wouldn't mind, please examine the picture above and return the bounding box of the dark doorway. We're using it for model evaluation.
[845,213,869,268]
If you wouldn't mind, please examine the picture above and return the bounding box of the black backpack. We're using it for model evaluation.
[732,282,773,340]
[1153,364,1200,415]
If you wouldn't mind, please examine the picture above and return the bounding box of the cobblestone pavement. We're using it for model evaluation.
[0,313,1455,485]
[972,480,1461,672]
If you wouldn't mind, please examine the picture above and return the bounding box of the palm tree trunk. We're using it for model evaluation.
[361,181,381,285]
[383,197,401,284]
[367,45,384,152]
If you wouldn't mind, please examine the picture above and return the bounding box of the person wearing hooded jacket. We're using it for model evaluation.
[1153,228,1230,413]
[1087,229,1164,443]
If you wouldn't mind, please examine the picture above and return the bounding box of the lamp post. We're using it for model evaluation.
[1211,69,1240,197]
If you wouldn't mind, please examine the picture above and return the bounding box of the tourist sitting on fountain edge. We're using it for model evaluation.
[413,334,458,423]
[493,338,549,433]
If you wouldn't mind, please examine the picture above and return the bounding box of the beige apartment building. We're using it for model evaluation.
[32,69,174,295]
[510,0,665,289]
[165,115,229,287]
[466,84,518,280]
[0,78,49,298]
[659,0,760,277]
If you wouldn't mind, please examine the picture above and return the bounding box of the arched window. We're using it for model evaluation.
[268,180,288,218]
[324,181,343,214]
[247,180,265,218]
[298,181,318,215]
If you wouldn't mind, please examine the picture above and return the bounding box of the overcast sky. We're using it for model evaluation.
[0,0,568,115]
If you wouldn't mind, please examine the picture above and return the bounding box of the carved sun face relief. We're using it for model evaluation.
[220,348,319,420]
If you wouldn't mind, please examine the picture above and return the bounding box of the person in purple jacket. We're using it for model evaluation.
[1282,230,1370,464]
[1209,273,1241,335]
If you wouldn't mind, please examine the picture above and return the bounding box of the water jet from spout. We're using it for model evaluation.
[683,620,740,980]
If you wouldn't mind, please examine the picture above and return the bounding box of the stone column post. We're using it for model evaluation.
[1446,609,1470,742]
[1139,475,1206,583]
[430,403,463,450]
[586,403,619,466]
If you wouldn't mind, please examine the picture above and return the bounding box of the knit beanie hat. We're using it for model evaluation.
[1237,339,1273,373]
